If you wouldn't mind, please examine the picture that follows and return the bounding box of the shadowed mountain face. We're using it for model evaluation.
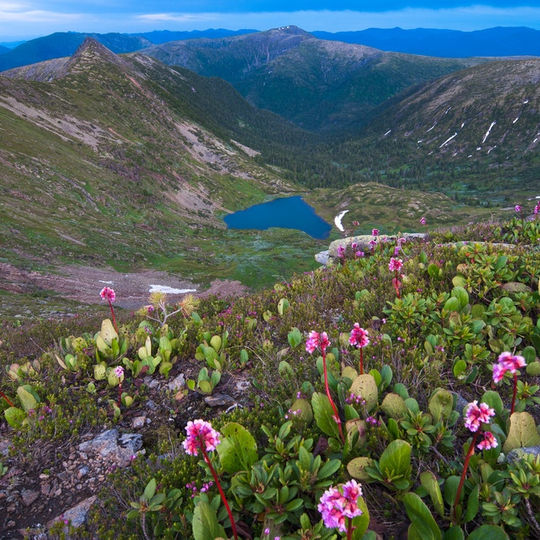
[142,26,478,132]
[0,39,317,279]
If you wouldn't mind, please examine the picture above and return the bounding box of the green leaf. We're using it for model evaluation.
[192,501,226,540]
[444,297,460,313]
[143,478,157,501]
[444,476,461,507]
[17,386,38,412]
[311,392,341,439]
[217,422,258,474]
[464,484,479,523]
[467,525,509,540]
[379,439,411,481]
[420,471,444,517]
[318,459,341,479]
[402,492,442,540]
[443,526,465,540]
[481,391,504,417]
[287,327,303,348]
[4,407,26,429]
[452,286,469,309]
[351,496,370,539]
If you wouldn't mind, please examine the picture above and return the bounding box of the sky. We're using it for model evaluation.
[1,1,540,40]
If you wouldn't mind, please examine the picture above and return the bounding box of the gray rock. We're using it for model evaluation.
[21,488,39,507]
[328,233,427,259]
[48,495,97,529]
[78,429,143,466]
[314,250,329,265]
[501,282,533,294]
[77,466,89,479]
[143,376,160,389]
[506,446,540,463]
[167,373,185,391]
[132,415,147,429]
[204,394,235,407]
[146,399,158,410]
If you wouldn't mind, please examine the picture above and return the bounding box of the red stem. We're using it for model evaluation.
[511,373,518,415]
[453,431,478,523]
[359,348,364,375]
[118,382,122,408]
[200,446,238,540]
[108,300,119,333]
[394,270,401,298]
[322,349,345,443]
[0,390,14,408]
[346,517,353,540]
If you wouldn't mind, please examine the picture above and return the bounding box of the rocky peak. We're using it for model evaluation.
[66,37,126,73]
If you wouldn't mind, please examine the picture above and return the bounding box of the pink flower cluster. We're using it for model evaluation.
[337,245,346,258]
[318,480,363,533]
[349,323,369,348]
[464,401,495,433]
[492,352,527,383]
[371,228,379,236]
[388,257,403,272]
[306,331,330,354]
[114,366,124,379]
[183,419,221,456]
[534,202,540,215]
[515,204,521,213]
[419,216,427,225]
[100,286,116,302]
[477,431,498,451]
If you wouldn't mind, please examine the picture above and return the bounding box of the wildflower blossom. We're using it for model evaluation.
[114,366,124,379]
[100,286,116,302]
[388,257,403,272]
[464,401,495,432]
[355,250,365,258]
[349,324,369,348]
[477,431,498,451]
[371,228,379,236]
[183,419,221,456]
[352,220,359,226]
[534,202,540,215]
[306,331,330,354]
[515,204,522,213]
[420,216,426,225]
[366,416,379,426]
[337,245,346,258]
[318,481,363,533]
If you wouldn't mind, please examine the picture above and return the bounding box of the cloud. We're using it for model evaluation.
[136,13,217,23]
[0,2,82,23]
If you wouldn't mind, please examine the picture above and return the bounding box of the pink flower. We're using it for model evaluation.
[492,352,526,383]
[352,220,359,226]
[477,431,498,451]
[388,257,403,272]
[464,401,495,432]
[183,419,221,456]
[318,482,363,533]
[419,216,426,225]
[100,286,116,302]
[393,246,400,256]
[515,204,521,213]
[534,202,540,215]
[355,250,365,258]
[368,239,377,251]
[351,242,358,250]
[349,323,369,348]
[114,366,124,379]
[337,245,345,258]
[371,228,379,236]
[306,331,330,354]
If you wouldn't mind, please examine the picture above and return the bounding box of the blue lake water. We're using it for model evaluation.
[224,196,331,239]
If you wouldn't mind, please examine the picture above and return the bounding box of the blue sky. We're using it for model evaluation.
[1,1,540,39]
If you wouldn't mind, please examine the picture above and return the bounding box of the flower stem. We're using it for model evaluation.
[322,350,345,443]
[118,382,122,408]
[359,348,364,375]
[346,517,353,540]
[200,446,238,540]
[453,432,478,523]
[511,373,518,415]
[0,390,14,408]
[108,300,118,333]
[394,270,401,298]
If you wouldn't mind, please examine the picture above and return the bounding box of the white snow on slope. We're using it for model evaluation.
[384,129,392,136]
[482,121,496,144]
[440,133,457,148]
[334,210,349,232]
[426,122,437,133]
[513,117,519,124]
[149,285,197,294]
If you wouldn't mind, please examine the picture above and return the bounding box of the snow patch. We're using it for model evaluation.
[443,106,452,115]
[482,121,496,144]
[99,280,113,285]
[460,122,465,128]
[487,146,497,155]
[383,129,392,136]
[426,122,437,133]
[513,117,519,124]
[523,99,529,104]
[149,285,197,294]
[334,210,349,232]
[439,132,457,148]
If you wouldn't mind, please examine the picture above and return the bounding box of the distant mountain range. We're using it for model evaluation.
[143,26,477,131]
[1,26,539,73]
[313,27,540,58]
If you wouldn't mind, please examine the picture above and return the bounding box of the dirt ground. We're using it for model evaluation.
[0,262,248,310]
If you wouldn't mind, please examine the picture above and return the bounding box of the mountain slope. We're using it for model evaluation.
[142,26,475,132]
[0,39,318,286]
[0,32,151,71]
[331,59,540,198]
[312,27,540,58]
[133,29,257,44]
